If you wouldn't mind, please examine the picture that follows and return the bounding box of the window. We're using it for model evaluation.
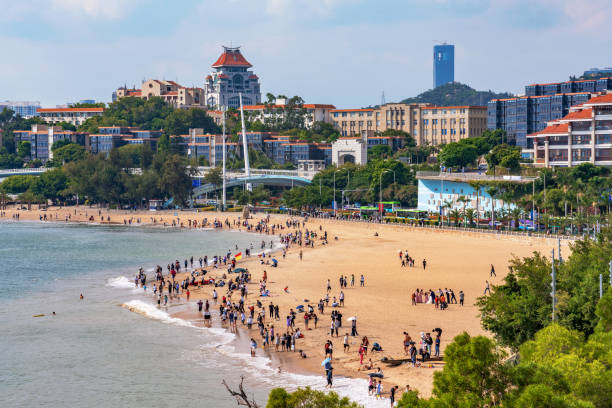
[423,119,429,125]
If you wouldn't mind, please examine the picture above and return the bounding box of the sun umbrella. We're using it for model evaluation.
[321,357,331,366]
[347,316,357,321]
[233,268,247,274]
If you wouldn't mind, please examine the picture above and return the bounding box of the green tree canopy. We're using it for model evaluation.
[266,387,362,408]
[52,143,86,165]
[17,141,31,158]
[437,142,478,168]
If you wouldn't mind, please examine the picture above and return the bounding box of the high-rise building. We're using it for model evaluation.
[526,94,612,167]
[0,101,41,119]
[433,44,454,88]
[204,46,261,109]
[487,77,612,151]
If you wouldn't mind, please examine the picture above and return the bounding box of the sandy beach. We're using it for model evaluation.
[2,205,571,398]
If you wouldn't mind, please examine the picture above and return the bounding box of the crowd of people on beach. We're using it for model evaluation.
[126,214,450,406]
[410,288,463,309]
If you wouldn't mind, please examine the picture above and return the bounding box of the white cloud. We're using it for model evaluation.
[49,0,139,19]
[264,0,349,18]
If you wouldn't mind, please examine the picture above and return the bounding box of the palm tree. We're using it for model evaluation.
[510,208,522,230]
[442,199,453,226]
[486,186,500,228]
[465,208,475,227]
[468,181,482,227]
[449,208,461,226]
[457,195,468,226]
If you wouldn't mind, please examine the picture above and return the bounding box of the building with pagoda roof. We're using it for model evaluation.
[204,46,261,109]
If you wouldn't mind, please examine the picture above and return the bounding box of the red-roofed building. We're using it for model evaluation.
[113,79,205,109]
[242,99,336,129]
[526,93,612,167]
[204,46,261,109]
[37,107,104,127]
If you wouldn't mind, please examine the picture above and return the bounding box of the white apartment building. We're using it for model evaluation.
[37,107,104,127]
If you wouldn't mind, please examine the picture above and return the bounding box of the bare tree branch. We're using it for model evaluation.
[222,376,260,408]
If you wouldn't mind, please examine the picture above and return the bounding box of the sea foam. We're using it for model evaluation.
[122,297,388,407]
[106,276,135,289]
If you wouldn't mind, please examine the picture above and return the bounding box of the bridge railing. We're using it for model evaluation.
[0,168,48,174]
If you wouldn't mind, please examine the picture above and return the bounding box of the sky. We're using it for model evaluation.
[1,0,611,108]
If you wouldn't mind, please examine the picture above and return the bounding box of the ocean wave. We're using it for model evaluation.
[214,343,388,407]
[122,300,198,328]
[106,276,135,289]
[122,298,387,407]
[121,300,235,346]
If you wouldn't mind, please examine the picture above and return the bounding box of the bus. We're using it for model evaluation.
[394,209,429,220]
[377,201,401,213]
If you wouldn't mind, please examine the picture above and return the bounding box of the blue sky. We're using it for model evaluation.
[1,0,611,108]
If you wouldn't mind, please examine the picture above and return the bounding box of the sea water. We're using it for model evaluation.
[0,221,387,408]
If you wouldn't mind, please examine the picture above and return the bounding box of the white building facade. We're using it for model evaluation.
[331,135,368,165]
[204,46,261,109]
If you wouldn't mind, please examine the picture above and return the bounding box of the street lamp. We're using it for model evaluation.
[379,169,392,223]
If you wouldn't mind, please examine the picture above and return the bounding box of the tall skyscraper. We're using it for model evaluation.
[433,44,454,88]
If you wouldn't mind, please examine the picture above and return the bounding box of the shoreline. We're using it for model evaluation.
[5,205,572,402]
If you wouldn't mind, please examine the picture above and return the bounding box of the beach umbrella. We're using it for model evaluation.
[233,268,247,274]
[321,357,331,366]
[347,316,357,321]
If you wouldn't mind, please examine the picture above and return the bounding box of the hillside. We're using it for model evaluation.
[400,82,513,106]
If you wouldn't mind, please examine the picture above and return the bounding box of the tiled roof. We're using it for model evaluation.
[530,122,569,136]
[584,93,612,105]
[561,108,592,121]
[37,108,104,113]
[212,47,252,68]
[330,108,374,113]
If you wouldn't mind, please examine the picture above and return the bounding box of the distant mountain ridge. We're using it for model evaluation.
[400,82,514,107]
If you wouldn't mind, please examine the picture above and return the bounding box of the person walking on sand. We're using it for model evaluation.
[343,333,350,352]
[490,264,496,277]
[484,280,491,295]
[390,385,398,407]
[422,259,427,270]
[360,274,365,287]
[324,359,333,388]
[299,250,303,261]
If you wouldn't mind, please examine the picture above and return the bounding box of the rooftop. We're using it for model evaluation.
[416,171,535,183]
[212,46,252,68]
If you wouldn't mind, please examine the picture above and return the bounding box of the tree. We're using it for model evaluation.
[51,139,73,152]
[203,166,223,187]
[17,141,31,158]
[31,168,68,203]
[55,121,77,131]
[0,174,37,194]
[163,107,220,136]
[266,387,362,408]
[52,143,86,165]
[477,253,553,350]
[157,154,193,206]
[430,332,513,407]
[437,142,478,168]
[368,145,392,161]
[400,82,514,107]
[486,144,521,173]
